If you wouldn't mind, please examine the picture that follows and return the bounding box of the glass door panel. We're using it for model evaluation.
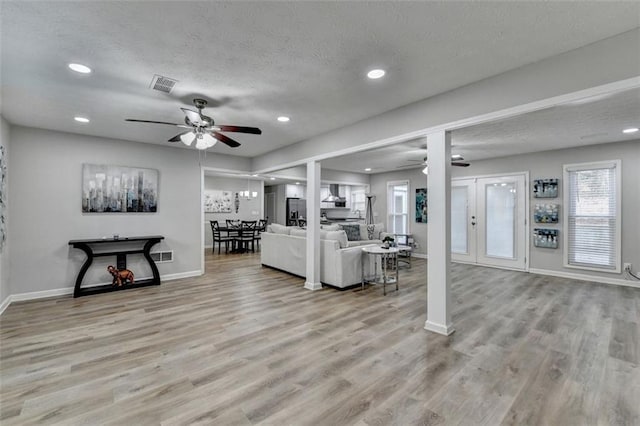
[451,179,476,263]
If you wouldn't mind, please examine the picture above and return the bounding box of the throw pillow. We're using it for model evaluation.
[340,224,361,241]
[270,223,291,235]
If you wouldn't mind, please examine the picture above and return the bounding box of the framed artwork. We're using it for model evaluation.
[415,188,427,223]
[0,146,6,252]
[533,178,558,198]
[534,204,559,223]
[204,189,233,213]
[82,164,158,213]
[534,228,558,249]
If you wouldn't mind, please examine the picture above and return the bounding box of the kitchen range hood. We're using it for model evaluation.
[322,184,345,203]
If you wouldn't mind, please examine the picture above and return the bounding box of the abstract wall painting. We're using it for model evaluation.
[534,203,559,223]
[533,178,558,198]
[0,146,6,252]
[534,228,558,249]
[82,164,158,213]
[204,190,233,213]
[415,188,427,223]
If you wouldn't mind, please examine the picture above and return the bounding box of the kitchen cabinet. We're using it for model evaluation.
[286,184,306,199]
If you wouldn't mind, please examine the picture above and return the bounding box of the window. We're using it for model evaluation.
[350,190,366,215]
[564,160,621,272]
[387,181,409,234]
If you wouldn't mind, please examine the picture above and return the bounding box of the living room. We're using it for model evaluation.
[1,2,639,424]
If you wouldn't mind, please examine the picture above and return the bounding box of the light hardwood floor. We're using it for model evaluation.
[1,251,639,425]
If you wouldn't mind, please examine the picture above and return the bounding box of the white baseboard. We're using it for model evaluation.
[304,281,323,291]
[0,295,12,316]
[1,270,203,312]
[529,268,640,289]
[424,320,455,336]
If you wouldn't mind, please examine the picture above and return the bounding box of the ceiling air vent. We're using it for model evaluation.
[149,74,178,93]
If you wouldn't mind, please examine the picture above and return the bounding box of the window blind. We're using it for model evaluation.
[567,164,617,269]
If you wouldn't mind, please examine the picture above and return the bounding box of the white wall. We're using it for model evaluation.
[451,140,640,283]
[0,116,10,305]
[370,168,428,255]
[204,176,263,247]
[9,126,250,294]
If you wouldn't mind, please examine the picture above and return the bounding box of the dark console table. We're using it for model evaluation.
[68,235,164,297]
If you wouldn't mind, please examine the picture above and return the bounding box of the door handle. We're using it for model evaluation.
[471,221,476,226]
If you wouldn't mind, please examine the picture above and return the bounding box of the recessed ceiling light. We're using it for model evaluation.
[622,127,639,134]
[251,174,259,177]
[277,116,290,122]
[68,63,92,74]
[367,69,386,79]
[451,154,463,160]
[295,182,300,185]
[74,116,90,123]
[364,168,372,172]
[270,177,276,181]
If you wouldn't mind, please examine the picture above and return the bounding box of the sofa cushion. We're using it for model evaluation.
[324,230,348,249]
[290,228,307,238]
[270,223,291,235]
[347,240,382,248]
[321,224,340,231]
[339,224,361,241]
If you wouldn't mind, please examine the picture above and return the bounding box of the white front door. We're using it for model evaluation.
[451,174,527,271]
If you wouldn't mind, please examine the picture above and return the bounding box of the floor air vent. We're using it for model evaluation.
[149,75,178,93]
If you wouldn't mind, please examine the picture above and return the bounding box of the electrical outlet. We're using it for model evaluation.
[624,263,632,271]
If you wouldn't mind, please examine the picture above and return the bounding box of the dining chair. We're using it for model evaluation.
[237,221,257,253]
[210,221,233,254]
[254,218,268,250]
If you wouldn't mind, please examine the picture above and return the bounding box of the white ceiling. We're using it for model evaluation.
[321,88,640,174]
[1,1,639,157]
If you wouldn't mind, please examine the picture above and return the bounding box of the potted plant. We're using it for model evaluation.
[382,235,394,248]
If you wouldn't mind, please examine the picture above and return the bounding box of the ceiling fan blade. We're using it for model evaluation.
[181,108,205,125]
[406,159,425,162]
[168,131,192,142]
[217,125,262,135]
[126,119,181,126]
[212,131,241,148]
[452,161,470,167]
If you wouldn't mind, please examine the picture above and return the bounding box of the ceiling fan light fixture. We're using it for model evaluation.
[422,166,429,175]
[180,131,195,146]
[201,133,217,148]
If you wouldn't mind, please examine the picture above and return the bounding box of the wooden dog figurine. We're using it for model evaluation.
[107,265,135,287]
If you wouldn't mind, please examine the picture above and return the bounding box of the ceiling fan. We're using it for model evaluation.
[403,154,470,174]
[125,98,261,150]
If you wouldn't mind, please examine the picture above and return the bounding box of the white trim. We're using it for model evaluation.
[1,270,203,311]
[0,295,12,315]
[412,253,428,259]
[304,281,323,291]
[563,159,621,273]
[529,268,639,289]
[424,320,455,336]
[253,77,640,175]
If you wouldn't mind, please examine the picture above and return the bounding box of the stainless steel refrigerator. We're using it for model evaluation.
[286,198,306,226]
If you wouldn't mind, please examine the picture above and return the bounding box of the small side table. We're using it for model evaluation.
[361,246,399,295]
[397,245,412,268]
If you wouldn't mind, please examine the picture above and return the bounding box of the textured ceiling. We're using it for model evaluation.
[321,88,640,174]
[1,1,639,157]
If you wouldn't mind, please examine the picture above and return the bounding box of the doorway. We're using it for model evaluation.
[451,173,528,271]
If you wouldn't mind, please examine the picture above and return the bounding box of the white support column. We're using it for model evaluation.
[424,131,454,335]
[305,161,322,290]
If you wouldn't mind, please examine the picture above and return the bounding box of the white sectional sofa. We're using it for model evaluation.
[260,224,386,288]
